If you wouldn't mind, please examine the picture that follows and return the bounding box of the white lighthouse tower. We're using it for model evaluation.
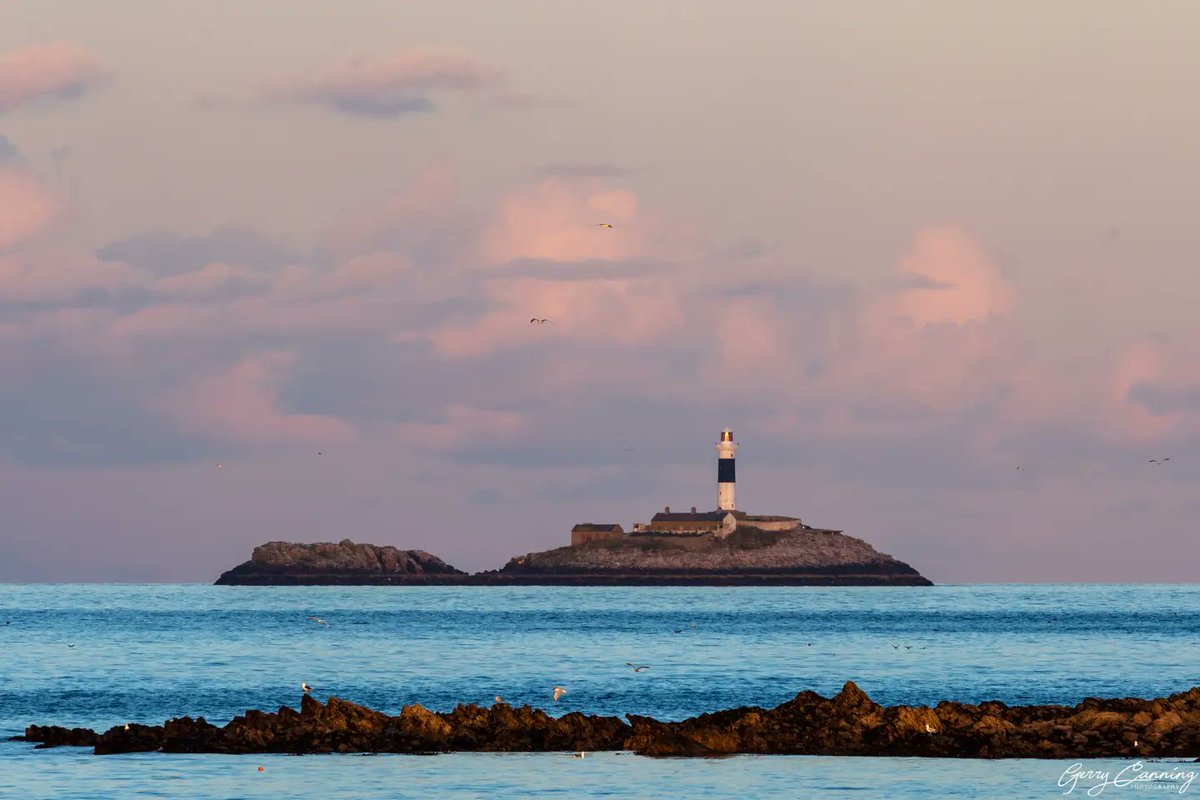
[716,428,737,511]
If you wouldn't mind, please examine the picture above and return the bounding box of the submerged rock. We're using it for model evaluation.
[16,683,1200,758]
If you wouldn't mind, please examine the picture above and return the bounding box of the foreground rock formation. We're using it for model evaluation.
[215,531,932,586]
[16,682,1200,758]
[483,527,931,586]
[214,540,468,585]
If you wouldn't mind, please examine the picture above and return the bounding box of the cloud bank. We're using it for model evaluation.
[0,42,110,114]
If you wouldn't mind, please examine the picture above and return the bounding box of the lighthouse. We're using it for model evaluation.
[716,428,737,511]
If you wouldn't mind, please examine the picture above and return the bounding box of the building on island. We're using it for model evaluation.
[570,523,624,547]
[569,429,801,546]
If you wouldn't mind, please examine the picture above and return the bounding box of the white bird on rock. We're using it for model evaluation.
[302,682,313,694]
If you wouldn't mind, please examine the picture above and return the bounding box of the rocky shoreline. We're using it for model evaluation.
[14,682,1200,759]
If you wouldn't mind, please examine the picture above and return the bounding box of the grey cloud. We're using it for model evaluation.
[891,273,955,291]
[0,351,214,467]
[258,51,503,120]
[0,134,22,163]
[535,163,633,178]
[712,273,858,312]
[321,94,435,118]
[96,225,302,275]
[1127,381,1200,415]
[500,257,671,282]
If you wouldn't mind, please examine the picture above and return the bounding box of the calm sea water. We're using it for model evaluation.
[1,584,1198,798]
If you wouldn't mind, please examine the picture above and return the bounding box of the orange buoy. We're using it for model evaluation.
[258,766,264,772]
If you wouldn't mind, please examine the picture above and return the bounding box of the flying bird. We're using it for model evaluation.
[552,686,567,702]
[307,616,328,625]
[216,463,224,469]
[595,223,613,228]
[1149,458,1170,465]
[302,682,313,694]
[529,318,552,324]
[625,662,650,672]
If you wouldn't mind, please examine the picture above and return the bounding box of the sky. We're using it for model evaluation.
[1,1,1198,583]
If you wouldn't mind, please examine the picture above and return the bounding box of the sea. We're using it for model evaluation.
[1,584,1198,799]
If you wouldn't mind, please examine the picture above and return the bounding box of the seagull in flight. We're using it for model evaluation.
[307,616,328,625]
[552,686,567,702]
[1149,458,1170,465]
[595,223,613,228]
[302,682,313,694]
[625,662,650,672]
[529,318,552,325]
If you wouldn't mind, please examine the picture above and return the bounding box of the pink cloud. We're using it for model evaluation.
[0,247,140,303]
[886,226,1016,327]
[151,262,260,298]
[317,161,473,262]
[432,274,684,358]
[480,179,643,264]
[160,351,357,446]
[1101,339,1200,443]
[0,168,59,250]
[275,252,415,299]
[0,42,110,114]
[260,49,501,117]
[704,295,799,388]
[395,403,525,451]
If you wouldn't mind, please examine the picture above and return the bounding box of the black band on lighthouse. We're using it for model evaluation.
[718,459,735,483]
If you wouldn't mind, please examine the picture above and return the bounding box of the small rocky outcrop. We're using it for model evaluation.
[214,540,468,585]
[16,683,1200,758]
[486,528,932,586]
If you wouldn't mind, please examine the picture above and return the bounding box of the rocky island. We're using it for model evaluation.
[215,429,932,586]
[214,528,931,587]
[15,682,1200,759]
[215,541,468,585]
[483,525,931,586]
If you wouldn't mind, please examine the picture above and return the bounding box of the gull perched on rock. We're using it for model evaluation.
[302,682,313,694]
[552,686,567,702]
